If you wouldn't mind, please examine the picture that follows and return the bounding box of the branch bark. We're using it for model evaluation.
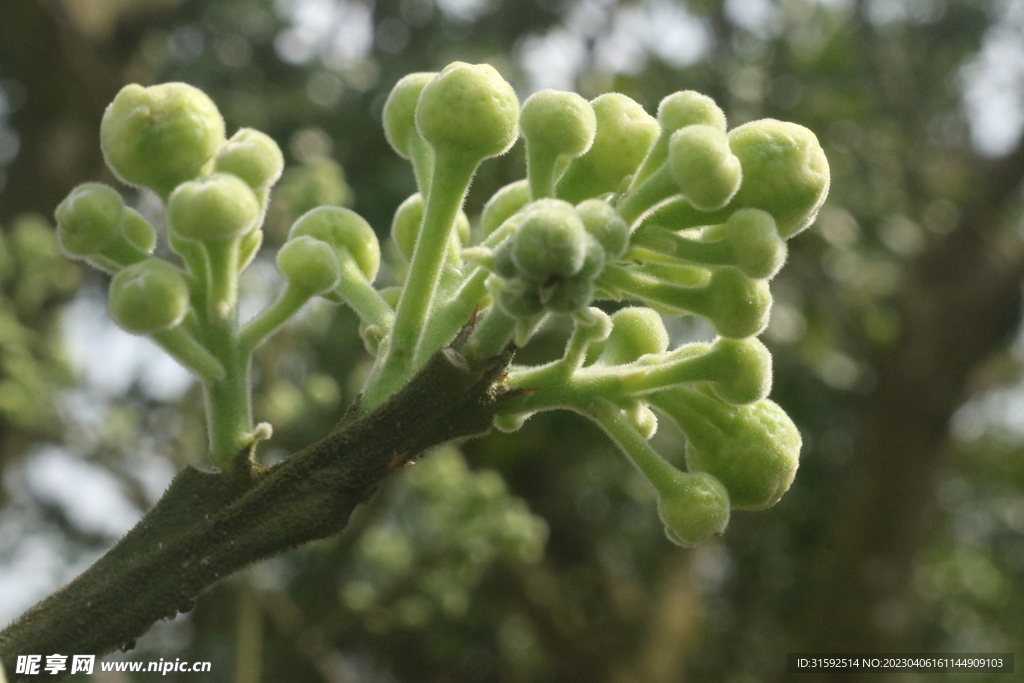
[0,344,514,681]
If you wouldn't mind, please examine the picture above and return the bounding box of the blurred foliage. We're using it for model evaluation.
[0,215,78,448]
[3,0,1024,681]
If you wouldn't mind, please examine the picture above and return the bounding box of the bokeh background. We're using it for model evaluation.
[2,0,1024,681]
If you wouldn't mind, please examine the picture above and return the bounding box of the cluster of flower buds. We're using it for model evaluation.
[54,82,384,464]
[54,63,828,546]
[387,71,828,546]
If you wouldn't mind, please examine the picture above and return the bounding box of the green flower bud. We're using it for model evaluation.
[391,193,424,261]
[121,208,157,253]
[108,259,190,334]
[100,83,225,197]
[703,267,772,339]
[512,199,589,280]
[555,93,660,203]
[521,89,597,159]
[595,307,669,365]
[168,173,261,242]
[498,278,544,318]
[277,235,342,295]
[722,209,786,280]
[576,199,629,259]
[415,62,520,161]
[214,128,284,191]
[542,274,595,313]
[727,119,830,238]
[481,179,530,237]
[667,391,801,511]
[669,125,742,211]
[383,72,436,159]
[54,183,124,256]
[657,470,730,547]
[289,206,380,282]
[658,91,727,133]
[631,91,728,188]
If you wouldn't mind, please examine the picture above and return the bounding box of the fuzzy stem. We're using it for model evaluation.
[203,325,253,465]
[362,149,479,408]
[151,327,226,384]
[238,283,313,353]
[615,165,679,226]
[587,397,681,497]
[630,225,734,266]
[335,256,394,331]
[465,305,517,362]
[526,145,559,200]
[205,240,241,324]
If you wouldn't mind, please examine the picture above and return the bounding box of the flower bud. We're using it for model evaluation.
[678,393,801,511]
[555,93,660,203]
[168,173,261,242]
[108,259,190,334]
[727,119,830,238]
[415,62,520,161]
[723,209,786,280]
[595,307,669,365]
[214,128,284,191]
[658,91,726,133]
[657,470,730,547]
[669,125,742,211]
[289,206,380,282]
[497,278,544,318]
[512,199,589,280]
[703,267,772,339]
[631,92,728,189]
[520,89,597,159]
[652,387,800,511]
[101,83,225,197]
[383,72,436,159]
[542,274,595,313]
[54,183,124,256]
[576,199,629,259]
[481,179,530,237]
[277,235,342,295]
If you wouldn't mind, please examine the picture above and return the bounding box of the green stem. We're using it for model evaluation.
[336,256,394,331]
[629,134,671,191]
[410,134,434,198]
[526,145,559,200]
[465,305,516,362]
[615,165,679,226]
[238,283,312,352]
[631,225,734,266]
[203,324,253,465]
[151,327,226,384]
[205,240,241,324]
[362,149,479,408]
[418,266,490,364]
[597,263,706,314]
[587,397,681,497]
